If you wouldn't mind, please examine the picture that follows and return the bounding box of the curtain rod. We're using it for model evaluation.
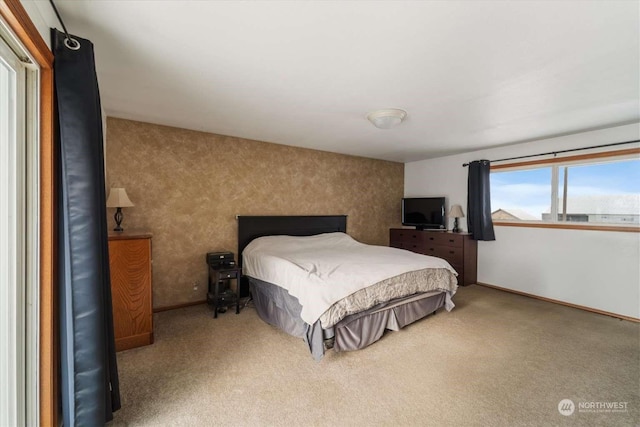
[49,0,80,50]
[461,139,640,167]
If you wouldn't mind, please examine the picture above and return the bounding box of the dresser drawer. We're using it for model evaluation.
[435,245,464,263]
[390,229,424,243]
[390,240,404,249]
[390,229,424,251]
[423,232,463,248]
[420,245,462,262]
[391,240,423,252]
[216,269,239,280]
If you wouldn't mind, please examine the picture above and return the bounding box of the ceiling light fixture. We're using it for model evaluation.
[367,109,407,129]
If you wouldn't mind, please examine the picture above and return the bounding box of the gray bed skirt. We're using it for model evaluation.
[249,277,446,360]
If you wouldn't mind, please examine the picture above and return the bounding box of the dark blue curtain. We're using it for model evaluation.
[467,160,496,241]
[53,29,120,425]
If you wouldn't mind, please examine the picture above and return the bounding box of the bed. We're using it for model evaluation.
[237,215,458,360]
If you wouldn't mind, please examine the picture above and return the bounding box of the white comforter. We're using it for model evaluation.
[242,232,457,324]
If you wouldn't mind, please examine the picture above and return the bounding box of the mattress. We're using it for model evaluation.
[242,232,458,325]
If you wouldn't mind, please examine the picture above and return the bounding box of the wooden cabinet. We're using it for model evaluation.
[108,232,153,351]
[389,228,477,286]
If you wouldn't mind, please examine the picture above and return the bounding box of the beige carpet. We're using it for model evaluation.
[109,285,639,426]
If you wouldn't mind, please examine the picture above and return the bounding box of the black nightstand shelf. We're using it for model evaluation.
[207,265,241,318]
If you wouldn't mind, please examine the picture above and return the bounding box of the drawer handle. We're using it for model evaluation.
[449,239,454,243]
[429,248,434,251]
[449,251,455,254]
[429,237,434,240]
[412,244,417,248]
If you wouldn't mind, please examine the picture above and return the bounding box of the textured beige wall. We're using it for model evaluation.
[106,117,404,308]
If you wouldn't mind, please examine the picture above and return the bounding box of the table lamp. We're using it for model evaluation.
[449,204,465,233]
[106,188,134,232]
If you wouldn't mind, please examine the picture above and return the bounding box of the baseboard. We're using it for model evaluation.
[153,300,207,313]
[115,332,153,352]
[476,282,640,323]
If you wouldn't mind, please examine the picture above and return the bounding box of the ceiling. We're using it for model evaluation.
[52,1,639,162]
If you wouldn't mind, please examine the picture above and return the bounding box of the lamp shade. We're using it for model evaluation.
[367,109,407,129]
[106,188,134,208]
[449,204,465,218]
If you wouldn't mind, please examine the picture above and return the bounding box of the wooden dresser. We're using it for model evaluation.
[108,231,153,351]
[389,228,477,286]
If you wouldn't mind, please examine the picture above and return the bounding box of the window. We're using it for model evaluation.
[491,167,552,221]
[490,150,640,229]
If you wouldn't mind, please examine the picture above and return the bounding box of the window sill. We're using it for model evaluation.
[493,221,640,233]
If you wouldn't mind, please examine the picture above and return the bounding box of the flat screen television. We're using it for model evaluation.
[402,197,446,230]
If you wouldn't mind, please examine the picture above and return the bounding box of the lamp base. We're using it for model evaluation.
[452,217,460,233]
[113,207,124,232]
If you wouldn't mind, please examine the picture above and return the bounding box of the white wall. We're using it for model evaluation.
[20,0,109,165]
[405,123,640,319]
[19,0,57,49]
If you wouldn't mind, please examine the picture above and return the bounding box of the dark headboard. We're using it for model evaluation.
[237,215,347,267]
